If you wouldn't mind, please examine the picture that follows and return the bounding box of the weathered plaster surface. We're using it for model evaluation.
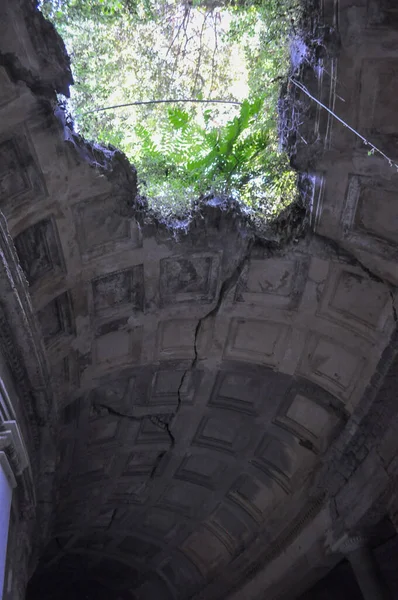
[0,0,398,599]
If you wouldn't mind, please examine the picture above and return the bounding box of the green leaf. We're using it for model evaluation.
[203,109,212,125]
[168,108,190,130]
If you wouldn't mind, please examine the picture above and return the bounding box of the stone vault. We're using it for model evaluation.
[0,0,398,599]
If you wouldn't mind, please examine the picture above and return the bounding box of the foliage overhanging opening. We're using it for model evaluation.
[40,0,301,219]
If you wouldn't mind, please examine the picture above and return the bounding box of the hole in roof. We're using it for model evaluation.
[39,0,303,222]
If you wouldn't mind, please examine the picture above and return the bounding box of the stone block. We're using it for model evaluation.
[235,258,308,310]
[318,264,390,336]
[223,318,290,366]
[298,332,366,401]
[14,217,64,285]
[228,475,279,524]
[192,413,252,455]
[73,194,141,260]
[92,265,144,315]
[174,453,227,489]
[160,253,220,305]
[181,527,231,575]
[0,127,46,213]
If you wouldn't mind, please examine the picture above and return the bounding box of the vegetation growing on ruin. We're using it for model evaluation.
[40,0,301,220]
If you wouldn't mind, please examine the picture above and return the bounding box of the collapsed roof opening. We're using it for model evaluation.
[39,0,302,221]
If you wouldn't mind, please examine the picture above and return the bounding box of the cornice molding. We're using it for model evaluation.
[0,211,51,424]
[0,450,16,489]
[0,420,29,477]
[326,532,369,555]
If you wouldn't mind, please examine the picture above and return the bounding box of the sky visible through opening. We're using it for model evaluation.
[67,8,251,130]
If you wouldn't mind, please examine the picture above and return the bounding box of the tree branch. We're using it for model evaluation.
[209,10,218,96]
[191,9,210,96]
[166,5,190,58]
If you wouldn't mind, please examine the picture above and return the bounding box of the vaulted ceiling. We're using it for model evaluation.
[1,1,398,599]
